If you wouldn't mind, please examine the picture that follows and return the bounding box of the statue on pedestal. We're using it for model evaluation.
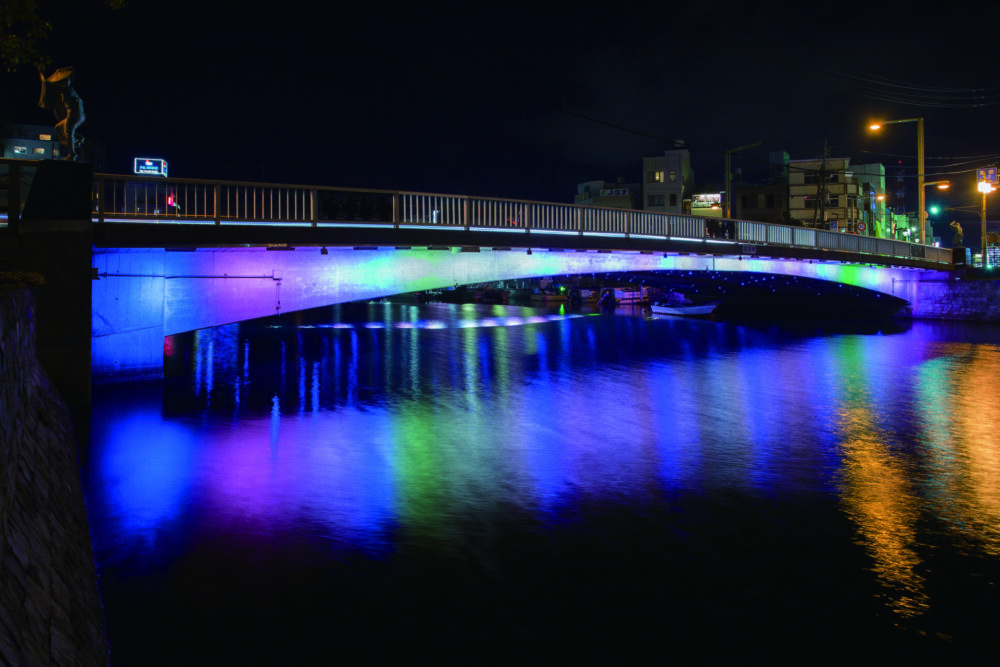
[950,220,964,246]
[38,67,85,161]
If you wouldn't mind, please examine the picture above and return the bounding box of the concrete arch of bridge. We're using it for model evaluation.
[91,246,947,383]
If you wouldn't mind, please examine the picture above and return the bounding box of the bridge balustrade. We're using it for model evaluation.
[528,202,576,232]
[793,227,817,247]
[467,198,530,229]
[0,167,955,268]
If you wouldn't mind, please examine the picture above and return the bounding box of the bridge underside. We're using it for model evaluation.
[91,244,946,384]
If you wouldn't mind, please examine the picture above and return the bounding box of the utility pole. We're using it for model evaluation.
[813,141,830,228]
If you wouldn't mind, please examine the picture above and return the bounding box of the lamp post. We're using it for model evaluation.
[869,118,925,244]
[724,142,761,219]
[977,167,998,267]
[978,180,995,267]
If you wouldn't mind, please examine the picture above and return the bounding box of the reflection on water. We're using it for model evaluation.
[86,303,1000,661]
[832,336,928,619]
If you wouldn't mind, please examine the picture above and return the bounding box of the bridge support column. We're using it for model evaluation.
[92,249,166,384]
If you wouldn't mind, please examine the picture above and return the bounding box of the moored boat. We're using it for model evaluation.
[650,291,720,317]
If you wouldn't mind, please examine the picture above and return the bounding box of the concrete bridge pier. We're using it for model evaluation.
[91,248,167,385]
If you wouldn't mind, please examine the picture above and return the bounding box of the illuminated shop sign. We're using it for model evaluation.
[599,188,631,196]
[134,157,168,177]
[692,193,721,208]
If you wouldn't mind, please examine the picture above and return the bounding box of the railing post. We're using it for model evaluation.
[393,193,400,229]
[214,182,221,225]
[463,196,469,231]
[96,173,105,224]
[310,188,318,227]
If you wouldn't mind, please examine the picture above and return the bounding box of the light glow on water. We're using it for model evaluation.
[88,302,1000,660]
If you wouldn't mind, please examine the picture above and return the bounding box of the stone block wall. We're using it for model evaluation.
[911,277,1000,322]
[0,286,108,666]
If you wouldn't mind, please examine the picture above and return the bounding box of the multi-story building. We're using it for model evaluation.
[642,144,694,214]
[851,163,887,238]
[735,182,788,223]
[2,123,63,160]
[574,178,639,209]
[733,151,790,224]
[788,157,861,231]
[2,122,103,168]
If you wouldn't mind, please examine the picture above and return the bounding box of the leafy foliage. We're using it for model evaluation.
[0,0,51,72]
[0,0,126,72]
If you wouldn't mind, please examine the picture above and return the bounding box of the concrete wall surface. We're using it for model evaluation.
[1,286,109,667]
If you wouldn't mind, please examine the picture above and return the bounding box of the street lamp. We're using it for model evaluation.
[978,179,995,267]
[869,118,925,244]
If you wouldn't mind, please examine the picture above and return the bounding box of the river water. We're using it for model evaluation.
[84,301,1000,663]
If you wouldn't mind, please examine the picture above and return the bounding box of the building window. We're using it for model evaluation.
[647,194,664,206]
[39,134,52,141]
[13,146,27,154]
[766,194,775,208]
[669,194,677,206]
[647,170,664,183]
[804,173,840,185]
[33,147,45,155]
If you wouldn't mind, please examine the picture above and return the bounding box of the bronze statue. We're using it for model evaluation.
[38,66,85,161]
[950,220,963,246]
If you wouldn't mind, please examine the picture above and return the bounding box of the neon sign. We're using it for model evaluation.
[134,157,168,177]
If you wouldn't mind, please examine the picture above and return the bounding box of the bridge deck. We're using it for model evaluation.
[1,159,956,272]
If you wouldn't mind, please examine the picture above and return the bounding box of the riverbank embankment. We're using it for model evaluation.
[1,286,108,666]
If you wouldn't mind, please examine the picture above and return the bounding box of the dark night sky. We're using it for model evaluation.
[3,1,1000,234]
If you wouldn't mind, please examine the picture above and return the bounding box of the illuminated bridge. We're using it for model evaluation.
[0,160,957,383]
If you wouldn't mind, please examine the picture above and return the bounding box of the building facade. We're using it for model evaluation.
[574,178,639,209]
[788,157,861,231]
[735,182,788,224]
[2,123,103,169]
[2,124,64,160]
[642,145,694,214]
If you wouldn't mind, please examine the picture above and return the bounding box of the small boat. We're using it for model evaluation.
[651,302,720,317]
[650,291,720,317]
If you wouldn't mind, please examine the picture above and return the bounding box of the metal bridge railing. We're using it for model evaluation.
[0,166,958,267]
